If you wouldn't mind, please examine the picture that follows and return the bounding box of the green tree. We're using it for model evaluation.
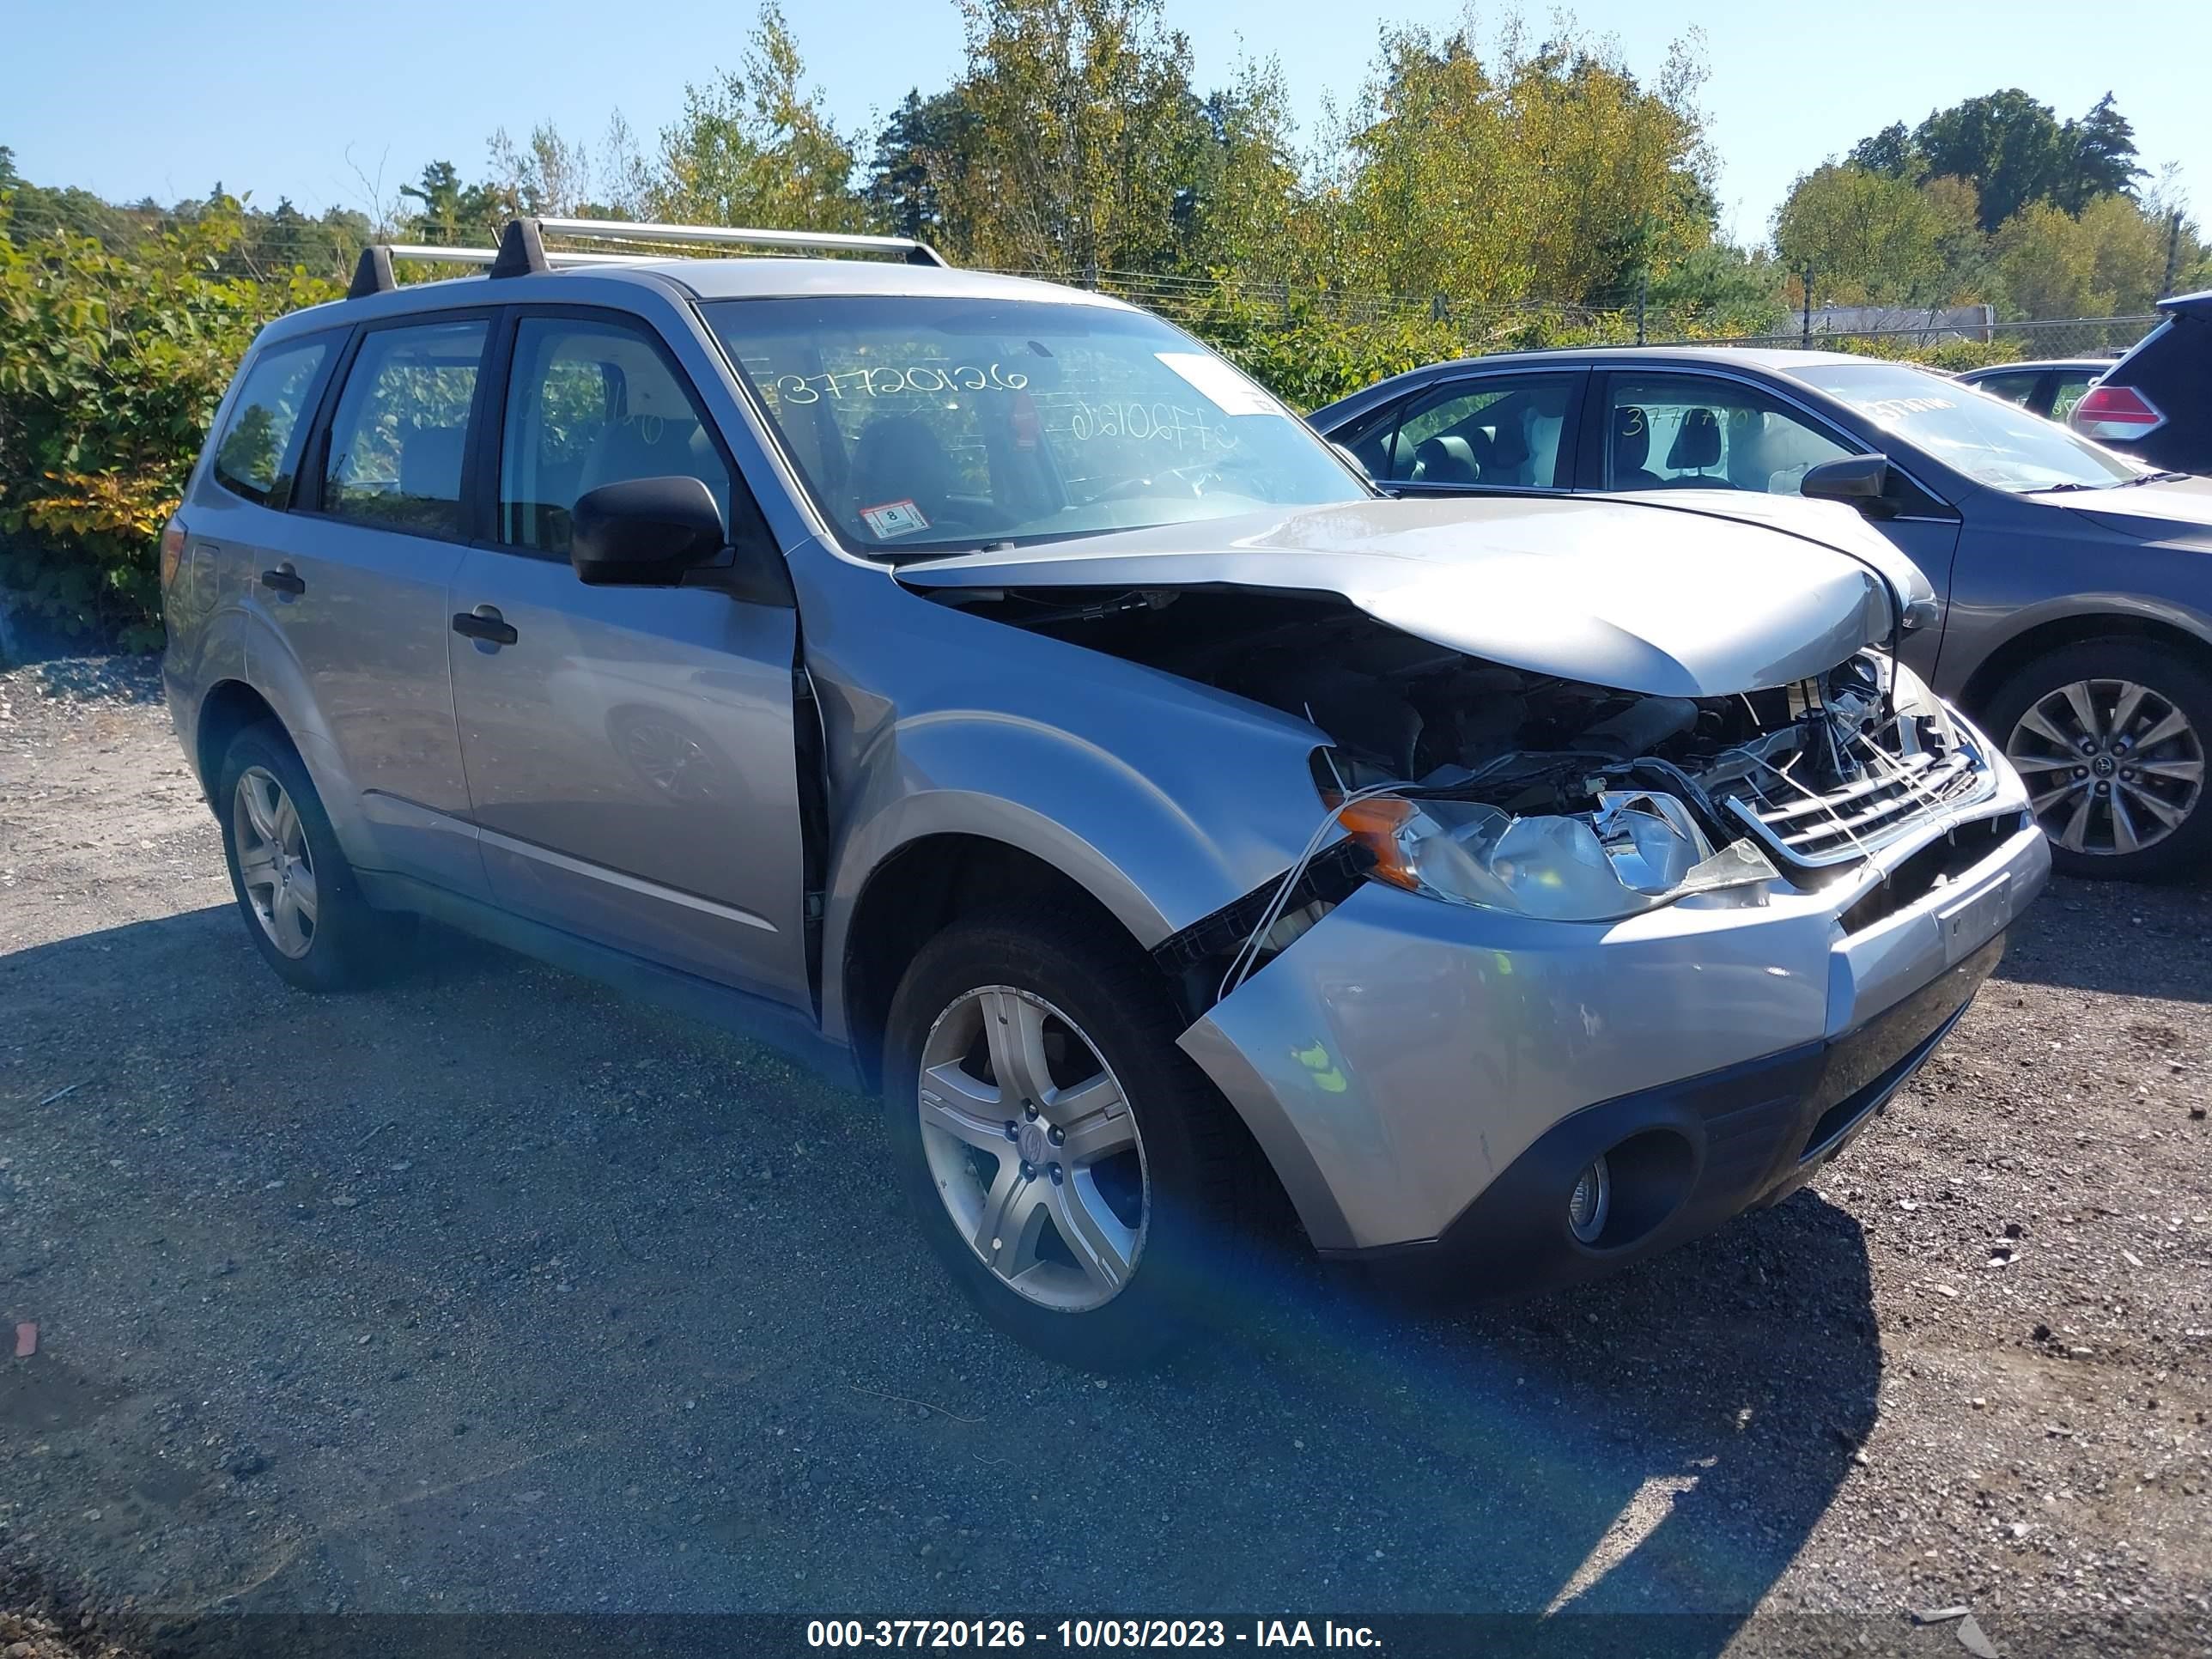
[1338,22,1713,307]
[651,3,865,231]
[1772,164,1978,305]
[1912,89,2069,232]
[1993,193,2181,318]
[865,89,969,242]
[2056,93,2144,211]
[0,198,337,645]
[940,0,1212,274]
[1178,56,1310,280]
[1846,122,1916,179]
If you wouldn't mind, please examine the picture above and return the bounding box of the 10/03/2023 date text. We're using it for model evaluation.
[805,1619,1382,1648]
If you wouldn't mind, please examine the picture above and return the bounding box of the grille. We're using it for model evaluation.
[1723,744,1990,868]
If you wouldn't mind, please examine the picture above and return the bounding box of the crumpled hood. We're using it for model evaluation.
[898,494,1913,698]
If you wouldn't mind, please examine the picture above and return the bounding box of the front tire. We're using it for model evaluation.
[883,907,1265,1369]
[216,723,408,991]
[1988,639,2212,880]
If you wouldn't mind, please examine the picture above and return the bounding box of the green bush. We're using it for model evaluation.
[0,198,337,649]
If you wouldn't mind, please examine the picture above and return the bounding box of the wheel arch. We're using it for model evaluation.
[836,831,1149,1094]
[1955,604,2212,716]
[194,679,289,806]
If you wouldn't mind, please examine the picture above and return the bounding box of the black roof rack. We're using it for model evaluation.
[343,215,952,297]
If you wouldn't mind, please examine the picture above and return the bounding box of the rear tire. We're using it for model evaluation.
[1986,639,2212,881]
[216,723,410,991]
[883,906,1266,1370]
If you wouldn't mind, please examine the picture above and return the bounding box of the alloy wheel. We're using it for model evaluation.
[2005,678,2204,858]
[232,766,319,958]
[915,986,1149,1312]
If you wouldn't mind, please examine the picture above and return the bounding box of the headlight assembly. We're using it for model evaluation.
[1341,789,1777,922]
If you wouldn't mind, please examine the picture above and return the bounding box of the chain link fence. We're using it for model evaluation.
[986,265,2162,367]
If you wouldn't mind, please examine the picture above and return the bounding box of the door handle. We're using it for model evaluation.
[258,566,306,596]
[452,607,519,647]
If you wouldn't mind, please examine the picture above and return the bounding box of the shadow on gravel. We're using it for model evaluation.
[3,907,1882,1651]
[1986,873,2212,1003]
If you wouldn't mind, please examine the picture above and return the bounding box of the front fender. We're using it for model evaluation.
[817,703,1331,1046]
[1942,587,2212,698]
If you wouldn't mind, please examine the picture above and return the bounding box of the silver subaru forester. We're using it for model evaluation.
[161,218,2049,1365]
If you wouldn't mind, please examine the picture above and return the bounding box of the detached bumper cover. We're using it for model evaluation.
[1178,800,2048,1256]
[1351,932,2002,1291]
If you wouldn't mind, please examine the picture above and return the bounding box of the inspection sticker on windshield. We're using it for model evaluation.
[1154,352,1277,416]
[860,499,931,538]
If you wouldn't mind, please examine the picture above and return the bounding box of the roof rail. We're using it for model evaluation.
[532,216,951,269]
[344,214,951,300]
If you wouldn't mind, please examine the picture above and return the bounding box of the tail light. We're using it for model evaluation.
[159,516,189,590]
[2070,385,2166,442]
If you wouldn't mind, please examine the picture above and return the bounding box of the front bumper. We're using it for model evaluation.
[1177,788,2050,1262]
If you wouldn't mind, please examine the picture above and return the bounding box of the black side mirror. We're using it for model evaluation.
[1801,453,1895,518]
[571,476,727,586]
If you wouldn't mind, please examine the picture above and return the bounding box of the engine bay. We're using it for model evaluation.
[956,585,1960,864]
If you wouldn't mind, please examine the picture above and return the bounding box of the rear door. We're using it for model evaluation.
[1366,369,1585,498]
[248,313,495,896]
[446,306,811,1009]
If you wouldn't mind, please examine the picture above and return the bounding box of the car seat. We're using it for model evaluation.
[1410,434,1480,485]
[1611,405,1663,489]
[851,414,961,526]
[1660,408,1723,485]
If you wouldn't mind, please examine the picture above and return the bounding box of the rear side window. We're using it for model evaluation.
[1383,375,1574,488]
[211,338,331,507]
[321,319,489,537]
[499,315,738,555]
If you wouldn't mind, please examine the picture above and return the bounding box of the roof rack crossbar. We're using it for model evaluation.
[532,216,951,268]
[346,241,652,295]
[344,213,952,298]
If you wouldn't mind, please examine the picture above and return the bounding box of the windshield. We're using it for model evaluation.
[702,295,1364,555]
[1790,361,2140,494]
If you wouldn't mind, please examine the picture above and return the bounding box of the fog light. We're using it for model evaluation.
[1568,1156,1612,1245]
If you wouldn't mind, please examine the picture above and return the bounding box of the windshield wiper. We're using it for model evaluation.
[2118,470,2193,487]
[2033,482,2106,493]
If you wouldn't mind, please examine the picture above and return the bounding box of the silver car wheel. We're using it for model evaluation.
[915,985,1149,1313]
[2006,678,2205,857]
[232,766,319,959]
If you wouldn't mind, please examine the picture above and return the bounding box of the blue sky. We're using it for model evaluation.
[9,0,2203,246]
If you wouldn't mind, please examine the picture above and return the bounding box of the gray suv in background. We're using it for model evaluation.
[161,218,2047,1366]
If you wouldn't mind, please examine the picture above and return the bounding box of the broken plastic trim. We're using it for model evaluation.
[1152,837,1374,1018]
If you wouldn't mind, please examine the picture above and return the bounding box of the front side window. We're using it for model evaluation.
[501,317,737,555]
[321,319,489,536]
[212,337,331,507]
[1604,377,1853,495]
[1382,376,1573,489]
[702,296,1364,556]
[1790,360,2138,492]
[1967,370,2042,410]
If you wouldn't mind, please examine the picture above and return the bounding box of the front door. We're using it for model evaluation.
[1586,371,1960,684]
[446,309,811,1009]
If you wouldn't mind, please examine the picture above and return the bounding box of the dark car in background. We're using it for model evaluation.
[1958,356,2114,423]
[2069,290,2211,473]
[1310,346,2212,878]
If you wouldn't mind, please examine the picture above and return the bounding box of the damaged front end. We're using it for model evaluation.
[995,588,2003,1011]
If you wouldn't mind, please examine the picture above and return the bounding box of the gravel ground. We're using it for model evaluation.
[2,655,2209,1657]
